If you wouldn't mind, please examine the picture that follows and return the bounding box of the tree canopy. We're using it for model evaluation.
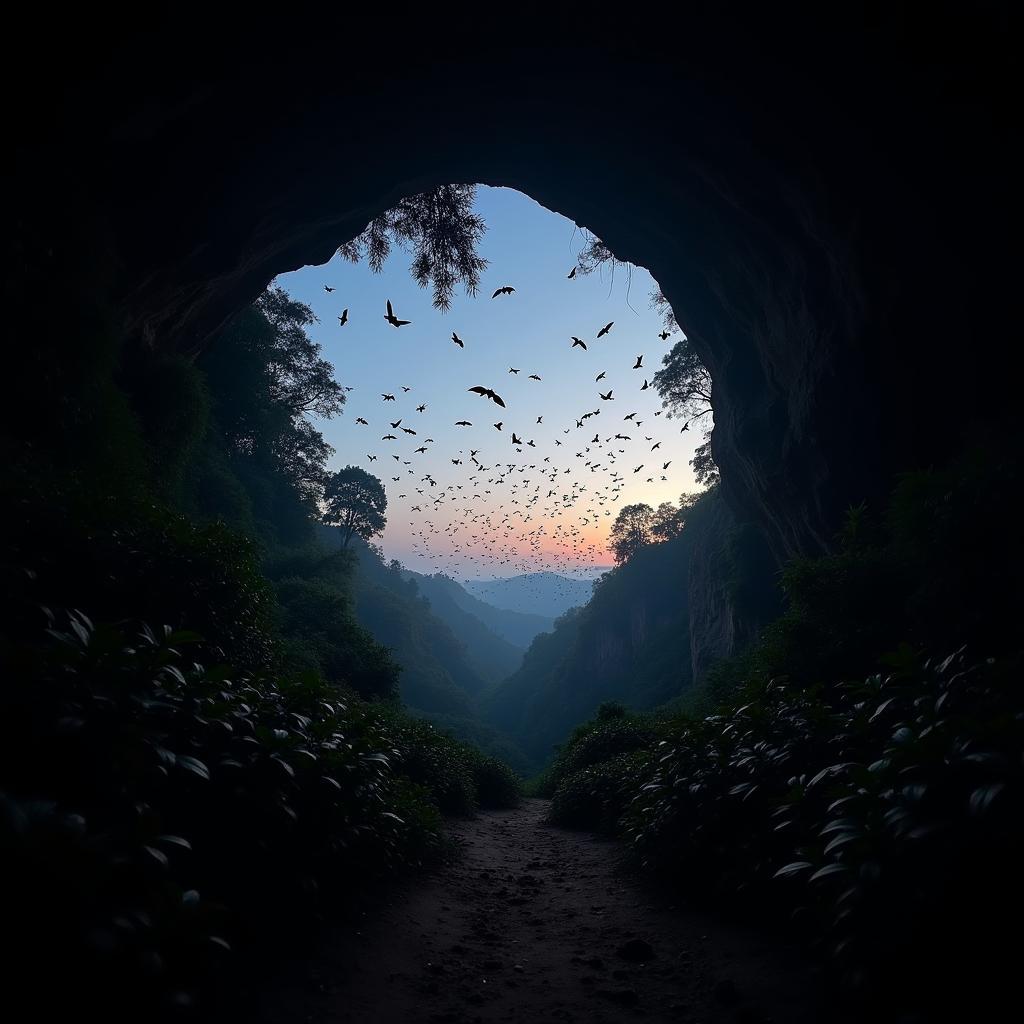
[609,503,655,565]
[202,286,344,504]
[323,466,388,547]
[652,336,718,487]
[338,184,488,311]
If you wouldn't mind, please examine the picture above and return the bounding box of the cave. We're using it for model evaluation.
[5,7,1020,1022]
[10,7,1016,562]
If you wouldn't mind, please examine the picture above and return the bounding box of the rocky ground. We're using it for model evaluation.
[239,799,841,1023]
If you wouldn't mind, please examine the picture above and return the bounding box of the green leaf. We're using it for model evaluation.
[177,755,210,781]
[809,863,851,882]
[969,783,1006,815]
[774,861,813,879]
[156,835,192,852]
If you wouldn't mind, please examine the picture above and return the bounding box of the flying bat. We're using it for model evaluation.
[384,299,410,328]
[571,337,587,350]
[597,322,614,337]
[599,390,614,400]
[468,386,506,408]
[491,286,515,298]
[337,308,348,326]
[452,332,465,348]
[455,420,473,426]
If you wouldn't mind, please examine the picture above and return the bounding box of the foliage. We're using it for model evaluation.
[651,334,718,485]
[272,574,400,699]
[694,441,1024,705]
[0,610,447,1020]
[537,712,662,799]
[4,487,275,672]
[321,465,388,547]
[690,430,720,486]
[471,755,523,810]
[338,184,488,310]
[198,287,343,509]
[652,335,713,424]
[550,752,651,833]
[622,650,1024,1015]
[608,502,654,564]
[384,714,520,816]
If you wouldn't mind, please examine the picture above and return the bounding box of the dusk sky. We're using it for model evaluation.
[277,186,708,580]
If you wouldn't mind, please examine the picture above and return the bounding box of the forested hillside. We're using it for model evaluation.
[485,494,704,766]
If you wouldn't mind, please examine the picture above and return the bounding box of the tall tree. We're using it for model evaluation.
[653,336,718,487]
[323,467,388,547]
[201,286,344,502]
[609,503,654,565]
[650,493,701,542]
[652,336,713,424]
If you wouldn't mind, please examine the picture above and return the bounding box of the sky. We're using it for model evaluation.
[276,186,707,581]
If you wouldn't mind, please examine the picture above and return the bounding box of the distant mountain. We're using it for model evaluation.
[401,572,530,684]
[463,572,596,619]
[414,573,554,649]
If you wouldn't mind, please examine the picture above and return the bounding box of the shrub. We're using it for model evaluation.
[623,649,1024,1017]
[0,610,447,1020]
[470,754,522,810]
[550,751,650,833]
[385,715,479,816]
[536,713,661,797]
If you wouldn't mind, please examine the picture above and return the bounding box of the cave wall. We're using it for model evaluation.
[7,7,1017,570]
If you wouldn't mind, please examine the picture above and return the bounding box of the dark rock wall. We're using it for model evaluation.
[7,7,1016,598]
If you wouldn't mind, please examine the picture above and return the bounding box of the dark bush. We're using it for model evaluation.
[623,649,1024,1017]
[550,751,650,833]
[471,754,522,810]
[536,714,661,798]
[0,610,456,1020]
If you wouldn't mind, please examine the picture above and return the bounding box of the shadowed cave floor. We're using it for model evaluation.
[236,799,841,1023]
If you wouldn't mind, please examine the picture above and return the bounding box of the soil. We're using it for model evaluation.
[237,799,841,1023]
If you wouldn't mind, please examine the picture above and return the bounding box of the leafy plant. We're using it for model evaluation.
[0,608,516,1020]
[621,649,1024,1016]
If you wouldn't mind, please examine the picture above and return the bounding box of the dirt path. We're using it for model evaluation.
[242,799,836,1023]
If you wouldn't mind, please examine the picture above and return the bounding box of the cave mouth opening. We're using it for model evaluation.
[271,182,714,586]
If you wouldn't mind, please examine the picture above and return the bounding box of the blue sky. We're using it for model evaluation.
[276,186,706,579]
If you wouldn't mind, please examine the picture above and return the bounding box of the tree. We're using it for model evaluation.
[255,287,347,418]
[650,502,685,542]
[652,336,713,424]
[652,335,720,488]
[201,286,344,504]
[570,231,720,489]
[650,493,701,542]
[322,467,388,547]
[609,503,654,565]
[338,184,488,310]
[690,432,720,487]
